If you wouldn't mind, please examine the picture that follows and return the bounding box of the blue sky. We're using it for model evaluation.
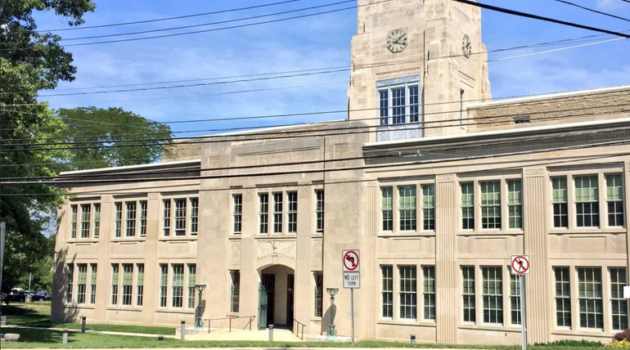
[34,0,630,138]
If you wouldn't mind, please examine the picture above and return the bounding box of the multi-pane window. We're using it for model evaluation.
[175,199,187,236]
[611,268,628,330]
[392,88,406,124]
[188,265,196,309]
[382,187,393,231]
[552,178,568,228]
[71,205,78,238]
[273,193,283,234]
[93,204,101,238]
[90,264,97,304]
[423,266,436,321]
[399,186,417,231]
[172,264,184,308]
[140,201,147,237]
[122,264,133,306]
[77,264,87,304]
[66,264,74,302]
[137,264,144,307]
[482,267,503,324]
[287,192,298,233]
[233,194,243,234]
[115,203,122,238]
[399,266,417,319]
[575,176,600,227]
[422,185,435,231]
[163,200,171,236]
[259,193,269,234]
[190,198,199,235]
[461,183,474,230]
[554,267,571,328]
[510,274,521,325]
[409,85,419,123]
[230,270,240,313]
[607,174,624,227]
[314,272,323,317]
[377,80,421,126]
[81,205,91,238]
[507,180,522,229]
[462,266,476,323]
[379,90,389,126]
[125,202,137,237]
[578,267,603,329]
[159,264,168,308]
[481,181,501,229]
[382,265,393,318]
[111,264,119,305]
[315,190,324,233]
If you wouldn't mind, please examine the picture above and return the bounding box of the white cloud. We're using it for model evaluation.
[596,0,623,10]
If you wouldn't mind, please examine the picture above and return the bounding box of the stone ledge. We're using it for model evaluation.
[306,335,352,342]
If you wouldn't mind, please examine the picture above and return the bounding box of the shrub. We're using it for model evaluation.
[615,329,630,342]
[535,339,604,347]
[605,339,630,348]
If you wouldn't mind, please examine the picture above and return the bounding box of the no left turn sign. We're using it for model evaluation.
[510,255,530,275]
[343,250,360,272]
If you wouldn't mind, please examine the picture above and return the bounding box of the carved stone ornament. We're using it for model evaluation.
[230,241,241,261]
[258,240,296,260]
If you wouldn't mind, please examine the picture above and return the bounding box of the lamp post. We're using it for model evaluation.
[194,284,206,329]
[326,288,338,337]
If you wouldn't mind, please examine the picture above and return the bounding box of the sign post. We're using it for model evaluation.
[510,255,530,350]
[342,250,360,343]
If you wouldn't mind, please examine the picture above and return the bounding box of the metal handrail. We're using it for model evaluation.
[204,315,256,333]
[293,319,306,340]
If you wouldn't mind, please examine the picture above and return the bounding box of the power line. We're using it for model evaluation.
[549,0,630,23]
[452,0,630,39]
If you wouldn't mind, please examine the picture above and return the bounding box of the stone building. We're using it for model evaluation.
[53,0,630,346]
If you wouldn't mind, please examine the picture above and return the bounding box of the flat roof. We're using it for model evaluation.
[59,159,201,176]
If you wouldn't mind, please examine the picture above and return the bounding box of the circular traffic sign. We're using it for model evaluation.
[511,255,530,274]
[343,251,360,271]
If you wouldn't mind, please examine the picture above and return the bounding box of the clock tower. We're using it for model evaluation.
[347,0,491,141]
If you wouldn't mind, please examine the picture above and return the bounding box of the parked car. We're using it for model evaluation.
[6,290,26,303]
[32,292,51,301]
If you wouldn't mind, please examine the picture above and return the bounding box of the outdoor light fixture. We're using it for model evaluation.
[326,288,339,336]
[194,284,206,329]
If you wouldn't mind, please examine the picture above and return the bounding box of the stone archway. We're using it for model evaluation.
[257,265,295,330]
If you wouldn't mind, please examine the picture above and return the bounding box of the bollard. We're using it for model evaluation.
[181,321,186,341]
[81,317,86,333]
[268,324,274,342]
[157,335,164,341]
[62,329,68,344]
[410,334,416,345]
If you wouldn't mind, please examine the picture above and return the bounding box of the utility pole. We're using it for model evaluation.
[1,222,6,309]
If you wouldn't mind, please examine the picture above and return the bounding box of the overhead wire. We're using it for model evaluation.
[549,0,630,23]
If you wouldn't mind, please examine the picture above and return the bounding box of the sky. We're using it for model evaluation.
[33,0,630,139]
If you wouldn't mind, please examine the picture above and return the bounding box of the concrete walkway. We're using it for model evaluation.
[185,328,303,342]
[1,325,176,339]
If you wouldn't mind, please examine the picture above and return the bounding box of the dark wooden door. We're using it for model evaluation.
[262,274,275,326]
[287,274,295,326]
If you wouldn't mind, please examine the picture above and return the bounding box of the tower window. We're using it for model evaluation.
[376,76,421,127]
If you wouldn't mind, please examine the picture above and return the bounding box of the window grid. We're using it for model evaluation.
[399,266,417,320]
[122,264,133,306]
[233,194,243,234]
[377,82,420,126]
[510,273,521,325]
[316,190,324,233]
[188,265,196,309]
[273,193,283,234]
[422,185,435,231]
[507,180,522,229]
[66,264,74,303]
[159,264,168,308]
[482,267,503,324]
[575,176,600,227]
[77,264,87,304]
[125,202,137,237]
[462,266,476,323]
[481,181,502,229]
[399,186,417,231]
[190,198,199,235]
[93,204,100,238]
[260,193,269,234]
[409,85,419,123]
[554,267,572,328]
[163,200,171,236]
[607,174,625,227]
[140,201,147,237]
[81,205,91,238]
[111,264,119,305]
[552,177,568,228]
[115,203,122,238]
[288,192,298,233]
[172,264,184,308]
[382,265,393,318]
[314,272,323,317]
[392,88,406,124]
[70,205,78,238]
[137,264,144,307]
[461,183,474,230]
[175,199,187,236]
[90,264,97,304]
[578,267,603,329]
[382,187,393,231]
[231,271,240,313]
[611,267,628,330]
[379,90,389,126]
[423,266,436,321]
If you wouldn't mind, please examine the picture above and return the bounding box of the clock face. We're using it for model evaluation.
[462,34,472,59]
[386,29,408,53]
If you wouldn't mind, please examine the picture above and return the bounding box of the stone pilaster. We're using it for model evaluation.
[141,193,160,323]
[363,184,377,339]
[94,195,113,322]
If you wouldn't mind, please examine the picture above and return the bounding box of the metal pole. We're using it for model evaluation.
[0,222,5,300]
[181,321,185,341]
[520,274,526,350]
[29,273,31,291]
[351,288,355,343]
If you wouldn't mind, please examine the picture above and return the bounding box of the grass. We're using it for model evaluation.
[1,302,175,335]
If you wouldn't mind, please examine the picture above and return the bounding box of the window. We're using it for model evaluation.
[140,201,147,237]
[190,198,199,235]
[409,85,419,123]
[459,89,464,125]
[578,267,603,329]
[77,264,87,304]
[482,267,503,324]
[288,192,298,233]
[507,180,522,229]
[399,266,417,319]
[230,271,240,313]
[233,195,242,234]
[259,193,269,234]
[399,186,417,231]
[159,264,168,308]
[377,78,421,126]
[481,181,501,229]
[462,266,476,323]
[71,205,77,238]
[552,178,568,228]
[137,264,144,307]
[510,273,521,325]
[163,200,171,236]
[81,205,91,238]
[461,183,474,230]
[314,272,323,317]
[382,266,393,318]
[382,187,393,231]
[392,88,406,124]
[188,265,196,309]
[611,268,628,330]
[66,264,74,303]
[423,266,436,321]
[175,199,187,236]
[422,185,435,231]
[115,203,122,237]
[379,90,389,126]
[93,204,100,238]
[126,202,137,237]
[607,174,624,227]
[575,176,599,227]
[111,264,119,305]
[172,264,184,308]
[514,117,531,124]
[90,264,97,304]
[315,190,324,233]
[554,267,571,328]
[122,264,133,306]
[273,193,283,234]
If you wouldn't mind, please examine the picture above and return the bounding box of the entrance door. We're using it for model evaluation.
[257,283,267,330]
[287,274,294,327]
[262,274,275,326]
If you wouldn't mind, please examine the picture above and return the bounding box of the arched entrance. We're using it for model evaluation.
[258,265,294,330]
